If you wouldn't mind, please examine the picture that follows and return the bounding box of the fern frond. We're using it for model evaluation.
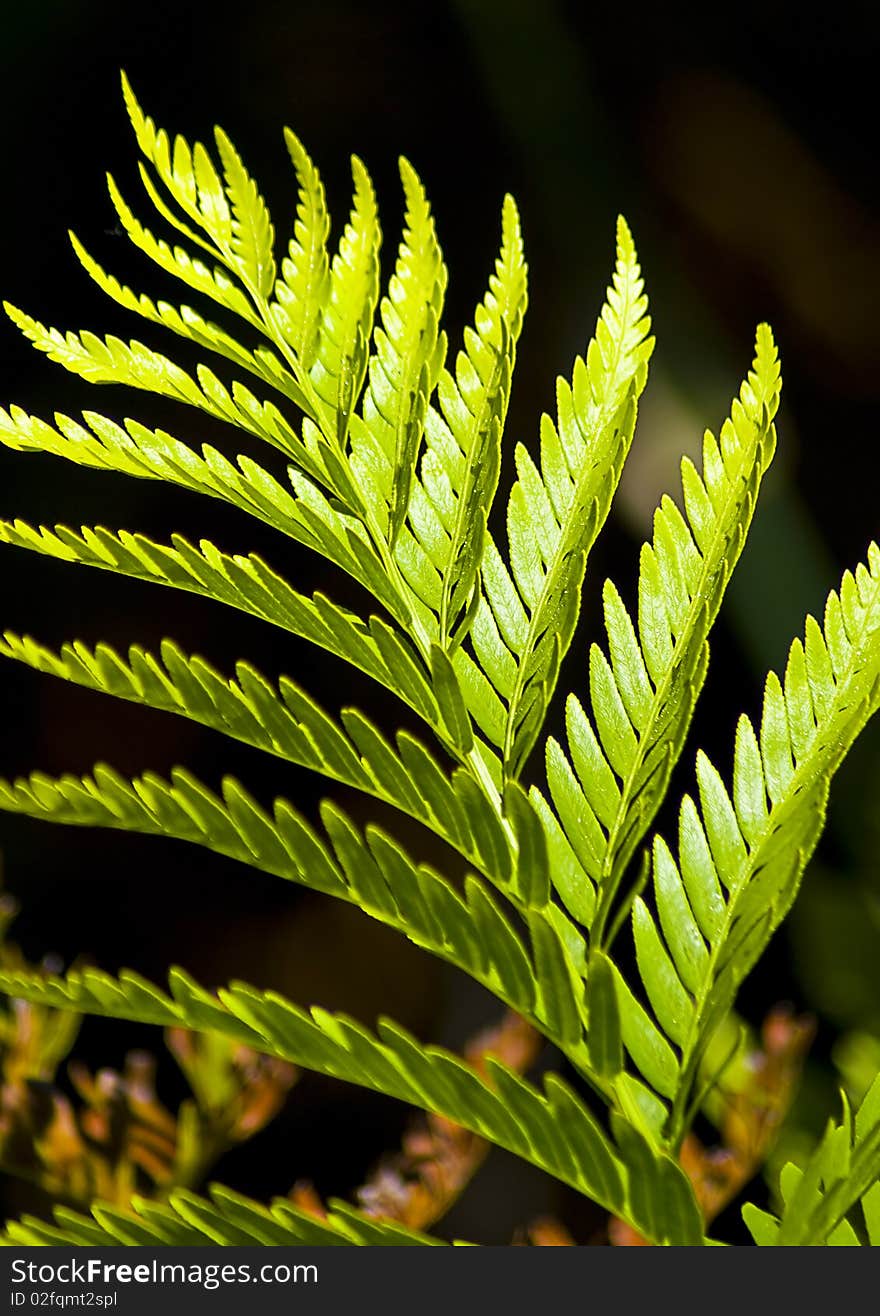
[2,1183,444,1246]
[2,304,316,463]
[743,1068,880,1245]
[119,75,274,309]
[104,170,260,318]
[213,127,276,300]
[462,218,652,781]
[375,216,647,772]
[615,543,880,1142]
[0,756,590,1052]
[0,631,509,893]
[2,303,356,504]
[0,395,297,505]
[347,159,446,552]
[401,195,527,648]
[271,129,330,368]
[120,73,224,254]
[115,78,378,470]
[0,520,439,727]
[120,77,387,473]
[67,233,311,414]
[0,963,702,1244]
[4,77,876,1245]
[13,92,457,658]
[540,326,781,937]
[0,406,405,621]
[307,155,381,436]
[86,150,355,458]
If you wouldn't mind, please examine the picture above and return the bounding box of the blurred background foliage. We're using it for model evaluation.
[0,0,877,1242]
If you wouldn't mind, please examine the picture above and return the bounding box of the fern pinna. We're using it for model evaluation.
[0,75,878,1248]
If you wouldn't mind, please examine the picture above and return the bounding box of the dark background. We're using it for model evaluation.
[0,0,878,1243]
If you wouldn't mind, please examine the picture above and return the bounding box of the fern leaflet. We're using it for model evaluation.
[1,1184,444,1247]
[538,326,781,939]
[611,544,880,1142]
[743,1067,880,1245]
[0,963,702,1245]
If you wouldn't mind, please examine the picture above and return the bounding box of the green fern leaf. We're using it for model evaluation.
[1,306,321,471]
[471,217,652,781]
[615,544,880,1143]
[307,156,381,436]
[2,80,877,1246]
[538,326,780,937]
[350,159,446,549]
[428,194,527,647]
[0,407,406,620]
[103,172,261,325]
[0,520,442,727]
[117,75,376,465]
[502,779,550,909]
[429,641,474,753]
[271,129,330,368]
[587,951,623,1080]
[1,1183,445,1247]
[743,1068,880,1245]
[120,73,212,244]
[12,623,489,890]
[213,127,276,299]
[67,233,312,416]
[0,964,701,1244]
[0,755,587,1050]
